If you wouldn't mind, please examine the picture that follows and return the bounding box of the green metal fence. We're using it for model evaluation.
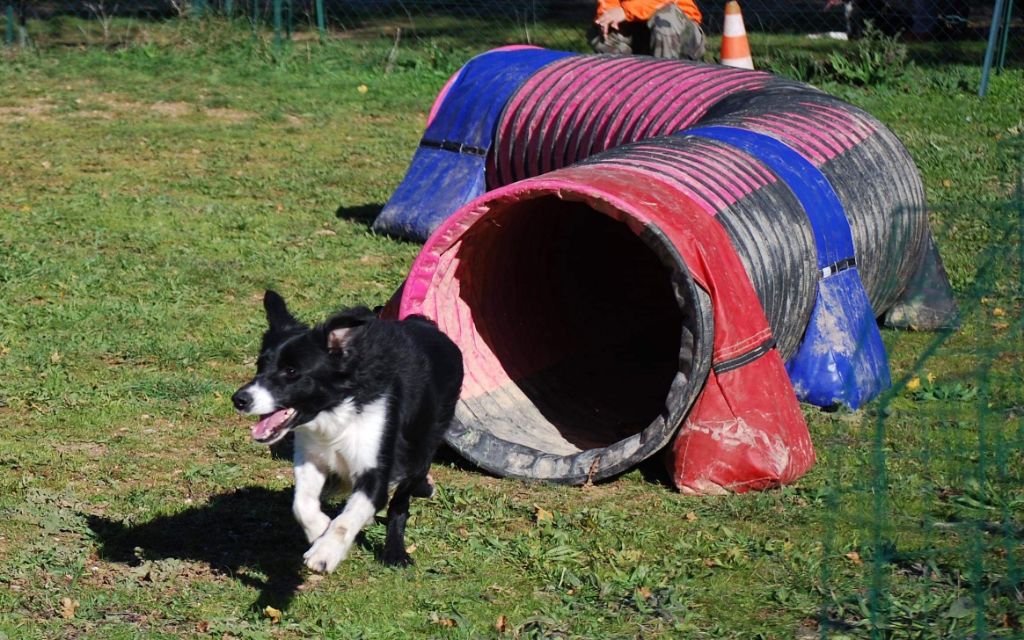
[2,0,1020,68]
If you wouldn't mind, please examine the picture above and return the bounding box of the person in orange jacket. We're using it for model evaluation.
[590,0,706,60]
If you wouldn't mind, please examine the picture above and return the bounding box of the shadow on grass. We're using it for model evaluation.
[86,487,308,611]
[335,202,427,246]
[335,202,383,230]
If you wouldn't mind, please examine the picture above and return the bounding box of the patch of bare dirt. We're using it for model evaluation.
[204,107,252,123]
[53,442,109,457]
[0,99,55,122]
[149,101,193,117]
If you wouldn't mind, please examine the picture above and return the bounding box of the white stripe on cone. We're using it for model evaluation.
[722,55,754,69]
[723,14,746,37]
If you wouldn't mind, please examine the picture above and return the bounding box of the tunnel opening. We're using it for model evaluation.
[411,190,714,483]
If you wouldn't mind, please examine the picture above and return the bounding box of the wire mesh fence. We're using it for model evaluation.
[2,0,1020,69]
[813,138,1024,638]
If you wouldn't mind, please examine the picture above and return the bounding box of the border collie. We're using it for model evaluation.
[231,291,463,573]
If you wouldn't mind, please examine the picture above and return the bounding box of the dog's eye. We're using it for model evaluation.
[282,367,300,381]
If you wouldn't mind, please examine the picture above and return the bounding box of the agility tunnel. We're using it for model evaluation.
[378,50,958,492]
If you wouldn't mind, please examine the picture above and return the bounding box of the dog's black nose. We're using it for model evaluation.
[232,389,252,411]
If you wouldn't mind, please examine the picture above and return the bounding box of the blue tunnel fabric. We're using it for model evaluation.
[684,125,891,409]
[372,48,572,241]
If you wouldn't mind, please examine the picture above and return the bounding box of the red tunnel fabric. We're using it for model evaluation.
[392,163,815,493]
[583,167,816,494]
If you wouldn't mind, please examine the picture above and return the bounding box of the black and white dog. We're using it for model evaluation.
[231,291,463,572]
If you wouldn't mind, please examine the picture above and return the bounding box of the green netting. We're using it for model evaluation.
[814,138,1023,639]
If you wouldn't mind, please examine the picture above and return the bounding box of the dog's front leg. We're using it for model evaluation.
[303,471,387,573]
[293,454,331,543]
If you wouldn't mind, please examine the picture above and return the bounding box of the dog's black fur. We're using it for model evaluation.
[232,290,463,571]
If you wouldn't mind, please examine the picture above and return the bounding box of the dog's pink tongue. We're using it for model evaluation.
[251,409,290,440]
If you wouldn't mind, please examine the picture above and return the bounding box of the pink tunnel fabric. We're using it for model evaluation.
[489,57,927,320]
[489,57,782,188]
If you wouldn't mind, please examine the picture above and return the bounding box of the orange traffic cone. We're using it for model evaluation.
[720,1,753,69]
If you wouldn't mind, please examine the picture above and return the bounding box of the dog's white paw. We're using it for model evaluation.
[301,513,331,544]
[303,531,349,573]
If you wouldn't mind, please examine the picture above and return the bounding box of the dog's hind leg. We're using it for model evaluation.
[409,474,435,499]
[381,476,430,567]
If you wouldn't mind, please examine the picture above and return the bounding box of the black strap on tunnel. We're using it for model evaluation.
[419,139,489,157]
[821,256,856,278]
[712,337,776,375]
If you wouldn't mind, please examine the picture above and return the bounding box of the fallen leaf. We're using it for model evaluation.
[196,621,210,633]
[926,372,936,384]
[533,505,553,524]
[263,605,282,624]
[684,511,698,522]
[637,586,653,600]
[495,614,508,632]
[50,350,62,364]
[845,551,863,565]
[357,84,369,94]
[993,322,1010,330]
[405,543,417,554]
[942,178,952,188]
[59,597,79,619]
[906,377,921,391]
[429,612,457,627]
[993,307,1006,316]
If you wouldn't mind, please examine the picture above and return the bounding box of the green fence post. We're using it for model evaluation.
[252,0,259,31]
[285,0,292,40]
[273,0,282,47]
[315,0,325,39]
[225,0,234,17]
[4,4,14,46]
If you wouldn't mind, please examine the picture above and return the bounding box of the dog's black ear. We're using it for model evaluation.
[323,306,376,355]
[264,290,300,331]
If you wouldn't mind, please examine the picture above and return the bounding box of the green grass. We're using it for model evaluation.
[1,19,1022,640]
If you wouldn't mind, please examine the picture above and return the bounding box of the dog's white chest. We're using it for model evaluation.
[298,396,389,482]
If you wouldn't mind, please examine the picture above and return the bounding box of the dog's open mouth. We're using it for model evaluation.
[251,408,296,445]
